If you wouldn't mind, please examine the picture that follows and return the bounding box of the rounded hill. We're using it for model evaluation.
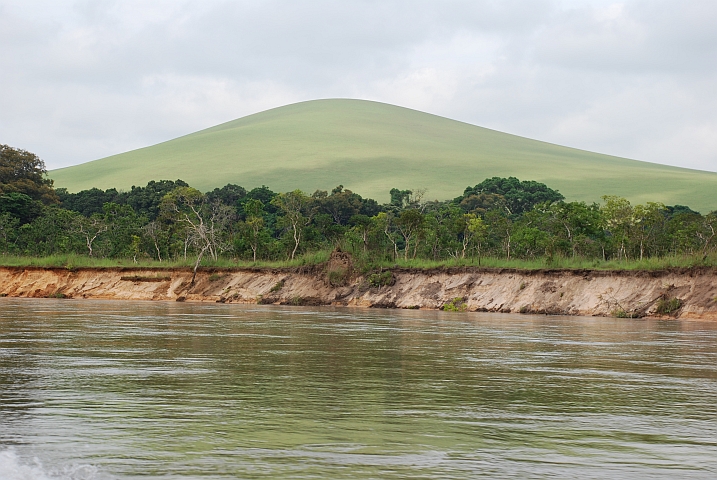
[50,99,717,211]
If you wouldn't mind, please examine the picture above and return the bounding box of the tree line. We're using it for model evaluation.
[1,144,716,270]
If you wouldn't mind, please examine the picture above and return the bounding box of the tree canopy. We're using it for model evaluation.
[0,144,58,204]
[1,148,715,267]
[458,177,564,216]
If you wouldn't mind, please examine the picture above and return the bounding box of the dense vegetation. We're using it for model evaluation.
[2,144,717,272]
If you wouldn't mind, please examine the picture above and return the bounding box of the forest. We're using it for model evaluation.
[1,144,716,271]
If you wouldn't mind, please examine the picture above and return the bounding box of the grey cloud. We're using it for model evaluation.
[533,0,717,73]
[0,0,715,173]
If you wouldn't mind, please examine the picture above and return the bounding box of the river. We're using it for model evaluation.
[1,298,716,479]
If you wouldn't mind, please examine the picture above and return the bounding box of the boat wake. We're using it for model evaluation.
[0,449,102,480]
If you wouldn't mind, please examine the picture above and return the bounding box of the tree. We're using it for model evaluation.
[73,214,109,257]
[459,177,564,216]
[102,203,144,258]
[347,214,371,253]
[697,212,717,257]
[396,208,425,260]
[242,198,265,262]
[632,202,666,260]
[512,223,550,259]
[458,192,506,215]
[601,196,634,260]
[389,188,412,209]
[57,187,122,216]
[16,207,80,256]
[314,185,364,225]
[272,190,313,260]
[206,184,247,208]
[126,180,189,220]
[459,213,487,260]
[373,212,399,260]
[161,187,233,284]
[0,144,58,204]
[665,211,701,256]
[241,186,278,216]
[423,205,460,261]
[142,221,165,261]
[312,213,345,247]
[0,192,42,224]
[130,235,142,263]
[485,210,514,260]
[532,201,603,259]
[0,212,19,254]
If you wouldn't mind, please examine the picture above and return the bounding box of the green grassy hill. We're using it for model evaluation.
[51,99,717,212]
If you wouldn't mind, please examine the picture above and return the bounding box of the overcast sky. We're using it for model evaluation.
[1,0,716,172]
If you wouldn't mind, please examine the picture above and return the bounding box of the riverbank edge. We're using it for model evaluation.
[1,262,716,320]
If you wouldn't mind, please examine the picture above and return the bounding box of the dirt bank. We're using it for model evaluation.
[2,259,716,320]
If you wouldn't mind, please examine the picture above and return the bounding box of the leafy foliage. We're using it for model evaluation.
[0,146,715,272]
[655,297,683,315]
[459,176,564,216]
[0,144,58,204]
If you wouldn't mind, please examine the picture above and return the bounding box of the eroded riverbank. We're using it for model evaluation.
[1,259,716,320]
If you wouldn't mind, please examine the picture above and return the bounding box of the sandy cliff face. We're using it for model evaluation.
[1,264,716,320]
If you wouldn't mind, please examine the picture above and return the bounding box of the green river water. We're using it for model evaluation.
[1,298,716,478]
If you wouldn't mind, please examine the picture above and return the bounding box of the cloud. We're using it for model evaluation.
[0,0,715,173]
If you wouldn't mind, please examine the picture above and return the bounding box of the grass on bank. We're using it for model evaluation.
[1,251,715,272]
[0,251,333,270]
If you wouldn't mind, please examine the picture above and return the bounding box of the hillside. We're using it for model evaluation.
[50,99,717,212]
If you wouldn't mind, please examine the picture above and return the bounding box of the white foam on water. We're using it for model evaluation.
[0,449,101,480]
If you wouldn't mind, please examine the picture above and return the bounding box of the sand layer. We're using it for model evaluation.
[1,259,716,320]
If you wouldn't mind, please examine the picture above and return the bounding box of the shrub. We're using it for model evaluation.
[442,297,467,312]
[327,268,348,287]
[655,297,683,315]
[270,279,285,292]
[367,271,393,288]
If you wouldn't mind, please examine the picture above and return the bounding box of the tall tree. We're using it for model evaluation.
[485,210,514,260]
[161,187,232,284]
[73,214,109,257]
[126,180,189,220]
[632,202,667,260]
[102,203,145,258]
[0,144,58,204]
[697,212,717,257]
[457,213,487,260]
[0,212,19,254]
[460,177,564,216]
[0,192,42,224]
[601,196,634,260]
[272,190,313,260]
[142,221,166,262]
[396,208,425,260]
[242,198,266,262]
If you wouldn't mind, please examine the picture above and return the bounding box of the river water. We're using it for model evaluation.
[1,298,716,479]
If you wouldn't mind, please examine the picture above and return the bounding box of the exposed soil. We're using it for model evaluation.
[1,264,716,320]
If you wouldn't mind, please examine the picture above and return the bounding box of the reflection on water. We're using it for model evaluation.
[1,298,716,479]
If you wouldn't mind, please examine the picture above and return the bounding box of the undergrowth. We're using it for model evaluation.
[655,297,683,315]
[442,297,468,312]
[0,251,715,272]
